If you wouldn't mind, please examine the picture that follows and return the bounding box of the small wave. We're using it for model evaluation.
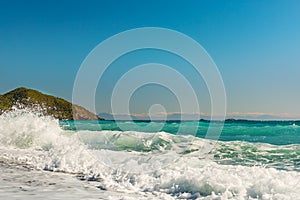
[292,123,299,128]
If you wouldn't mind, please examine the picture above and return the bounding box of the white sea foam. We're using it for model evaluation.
[1,110,300,199]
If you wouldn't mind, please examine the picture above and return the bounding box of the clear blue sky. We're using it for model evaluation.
[1,0,300,118]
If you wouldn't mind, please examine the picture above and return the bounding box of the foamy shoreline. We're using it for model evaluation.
[0,159,157,200]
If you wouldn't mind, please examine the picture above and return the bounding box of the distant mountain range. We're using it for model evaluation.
[0,87,99,120]
[98,113,300,121]
[98,113,205,121]
[97,113,227,121]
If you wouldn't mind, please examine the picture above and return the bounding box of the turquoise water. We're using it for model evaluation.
[60,120,300,145]
[59,120,300,172]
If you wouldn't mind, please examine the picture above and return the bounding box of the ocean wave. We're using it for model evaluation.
[1,110,300,199]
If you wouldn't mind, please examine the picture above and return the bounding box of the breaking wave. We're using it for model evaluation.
[1,110,300,199]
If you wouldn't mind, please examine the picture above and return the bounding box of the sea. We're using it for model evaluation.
[1,110,300,200]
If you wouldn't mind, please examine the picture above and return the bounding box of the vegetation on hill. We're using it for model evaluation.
[0,87,100,120]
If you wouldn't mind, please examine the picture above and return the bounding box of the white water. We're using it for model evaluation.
[1,110,300,199]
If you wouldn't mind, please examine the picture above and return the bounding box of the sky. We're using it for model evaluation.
[0,0,300,119]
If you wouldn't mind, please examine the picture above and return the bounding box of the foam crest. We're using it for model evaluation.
[0,109,61,148]
[0,109,106,175]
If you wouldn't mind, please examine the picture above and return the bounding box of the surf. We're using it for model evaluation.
[1,109,300,199]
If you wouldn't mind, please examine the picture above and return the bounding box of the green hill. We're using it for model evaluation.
[0,87,100,120]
